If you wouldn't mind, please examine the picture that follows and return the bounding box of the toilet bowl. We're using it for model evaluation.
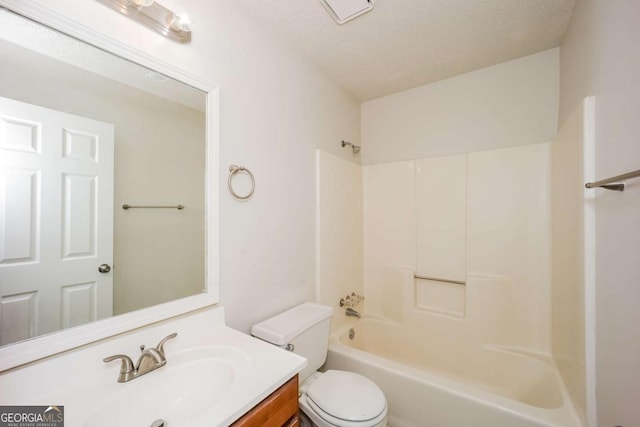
[251,302,388,427]
[299,371,387,427]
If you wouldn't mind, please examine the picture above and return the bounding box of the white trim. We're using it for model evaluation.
[314,150,321,304]
[206,83,221,304]
[582,96,597,427]
[0,0,220,371]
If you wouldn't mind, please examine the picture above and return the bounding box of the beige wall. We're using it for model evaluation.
[0,39,205,315]
[361,48,559,164]
[560,2,640,426]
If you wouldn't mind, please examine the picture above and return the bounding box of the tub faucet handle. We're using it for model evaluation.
[340,293,364,308]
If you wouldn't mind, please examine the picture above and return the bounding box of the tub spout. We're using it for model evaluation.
[346,308,361,318]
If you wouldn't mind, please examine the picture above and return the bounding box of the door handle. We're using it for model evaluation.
[98,264,112,273]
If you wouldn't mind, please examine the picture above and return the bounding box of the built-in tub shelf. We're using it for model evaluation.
[413,275,466,318]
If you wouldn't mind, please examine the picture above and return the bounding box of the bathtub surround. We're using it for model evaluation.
[315,151,364,332]
[362,143,552,353]
[330,44,562,426]
[316,141,558,425]
[324,141,577,427]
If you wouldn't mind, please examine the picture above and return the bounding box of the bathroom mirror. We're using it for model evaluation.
[0,3,219,370]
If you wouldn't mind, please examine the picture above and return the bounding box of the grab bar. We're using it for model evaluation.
[414,275,465,285]
[585,168,640,191]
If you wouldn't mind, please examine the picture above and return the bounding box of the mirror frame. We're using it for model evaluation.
[0,0,219,371]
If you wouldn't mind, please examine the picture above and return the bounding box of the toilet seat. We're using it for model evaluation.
[305,370,387,427]
[306,397,387,427]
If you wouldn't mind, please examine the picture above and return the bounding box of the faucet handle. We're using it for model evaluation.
[103,354,134,374]
[156,332,177,356]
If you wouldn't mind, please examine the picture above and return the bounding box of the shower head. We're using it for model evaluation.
[341,140,361,154]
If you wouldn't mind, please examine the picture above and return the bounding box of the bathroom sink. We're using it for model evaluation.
[79,346,250,427]
[2,313,306,427]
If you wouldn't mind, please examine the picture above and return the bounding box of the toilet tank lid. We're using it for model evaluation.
[251,302,333,346]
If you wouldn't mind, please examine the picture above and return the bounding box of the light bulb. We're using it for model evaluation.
[169,13,192,32]
[129,0,154,7]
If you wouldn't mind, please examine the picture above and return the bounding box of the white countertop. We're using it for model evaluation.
[0,306,307,426]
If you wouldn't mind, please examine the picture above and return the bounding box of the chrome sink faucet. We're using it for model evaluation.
[103,333,177,383]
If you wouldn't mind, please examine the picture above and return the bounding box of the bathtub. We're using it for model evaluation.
[326,318,581,427]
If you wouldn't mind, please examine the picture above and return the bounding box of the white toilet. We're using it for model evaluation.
[252,302,388,427]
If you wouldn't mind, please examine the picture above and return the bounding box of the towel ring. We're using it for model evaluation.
[228,165,255,200]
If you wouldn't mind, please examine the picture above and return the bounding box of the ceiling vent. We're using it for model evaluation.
[319,0,374,24]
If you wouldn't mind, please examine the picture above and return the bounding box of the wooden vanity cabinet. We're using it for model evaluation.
[231,375,299,427]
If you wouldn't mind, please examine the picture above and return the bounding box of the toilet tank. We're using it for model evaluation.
[251,302,333,382]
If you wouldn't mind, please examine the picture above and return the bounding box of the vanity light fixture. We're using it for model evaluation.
[129,0,154,7]
[96,0,192,43]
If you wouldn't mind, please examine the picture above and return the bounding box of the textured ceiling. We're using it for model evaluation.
[233,0,575,101]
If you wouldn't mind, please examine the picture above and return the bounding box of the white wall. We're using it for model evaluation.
[361,48,559,164]
[560,2,640,426]
[315,151,363,331]
[20,0,361,334]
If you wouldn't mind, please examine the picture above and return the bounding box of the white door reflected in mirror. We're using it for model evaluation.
[0,96,114,345]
